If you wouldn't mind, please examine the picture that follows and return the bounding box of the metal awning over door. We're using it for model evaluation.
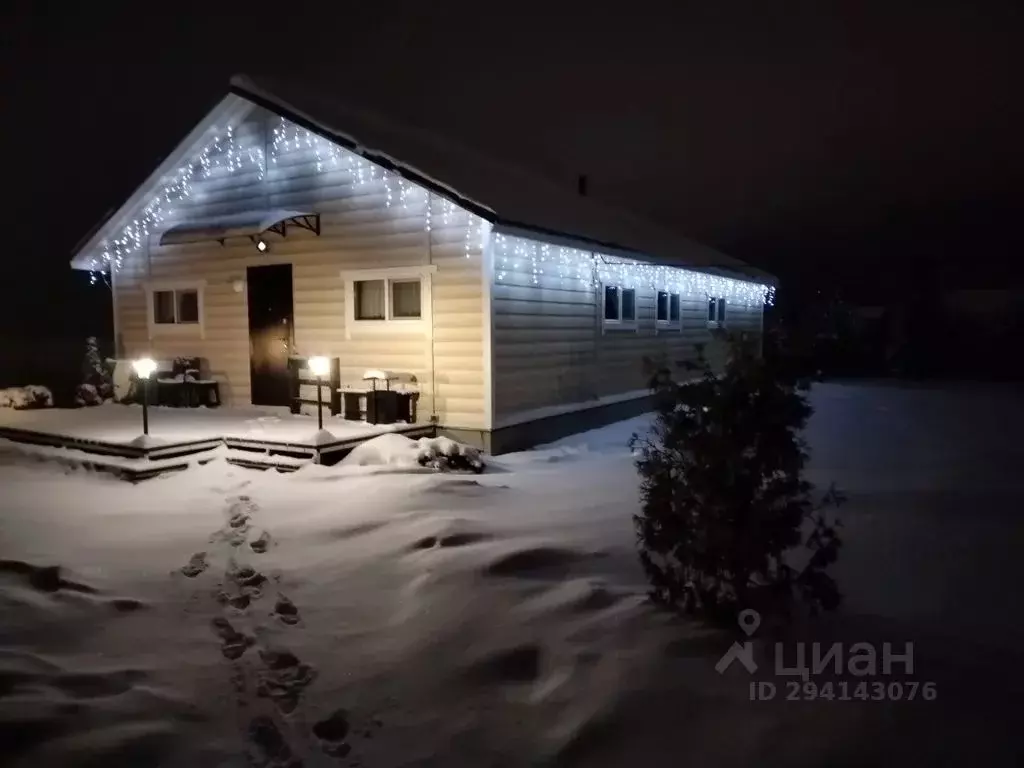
[159,209,320,246]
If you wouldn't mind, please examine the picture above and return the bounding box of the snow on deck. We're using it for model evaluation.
[0,402,408,446]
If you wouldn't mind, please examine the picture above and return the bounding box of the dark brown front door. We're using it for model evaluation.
[247,263,294,406]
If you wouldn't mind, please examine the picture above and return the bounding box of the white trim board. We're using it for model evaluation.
[481,228,495,431]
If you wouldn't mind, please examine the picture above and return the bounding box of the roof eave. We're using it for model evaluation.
[490,221,777,285]
[228,76,498,226]
[74,74,776,288]
[231,76,774,286]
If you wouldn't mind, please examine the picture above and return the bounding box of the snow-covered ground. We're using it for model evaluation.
[1,382,1023,766]
[0,402,408,446]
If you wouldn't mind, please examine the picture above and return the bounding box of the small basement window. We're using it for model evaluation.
[707,296,727,327]
[153,288,199,325]
[603,285,636,326]
[657,291,681,325]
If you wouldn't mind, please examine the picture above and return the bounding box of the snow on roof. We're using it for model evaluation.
[231,75,775,285]
[71,75,773,284]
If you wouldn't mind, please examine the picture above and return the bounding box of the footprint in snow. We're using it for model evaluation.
[256,647,317,714]
[179,552,209,578]
[247,715,301,768]
[313,708,352,758]
[250,530,272,554]
[205,496,259,545]
[226,495,258,518]
[226,511,251,542]
[210,617,254,660]
[216,589,252,611]
[217,560,268,609]
[211,498,258,547]
[228,560,268,590]
[408,530,493,552]
[272,594,300,625]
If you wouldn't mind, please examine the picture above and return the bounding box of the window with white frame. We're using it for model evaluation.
[603,285,636,325]
[343,266,434,338]
[657,290,682,325]
[145,281,205,338]
[707,296,727,327]
[354,278,423,320]
[153,288,200,325]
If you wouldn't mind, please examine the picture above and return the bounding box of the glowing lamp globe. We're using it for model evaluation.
[132,357,158,379]
[308,356,330,378]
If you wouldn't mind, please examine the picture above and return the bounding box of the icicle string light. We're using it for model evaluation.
[271,118,427,213]
[89,115,482,277]
[89,124,271,278]
[86,117,769,307]
[493,233,775,306]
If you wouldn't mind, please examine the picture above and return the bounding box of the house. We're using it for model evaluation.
[70,75,777,453]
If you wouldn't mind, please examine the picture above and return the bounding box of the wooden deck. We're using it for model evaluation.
[0,406,435,480]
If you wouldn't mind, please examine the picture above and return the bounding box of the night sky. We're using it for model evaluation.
[4,2,1021,338]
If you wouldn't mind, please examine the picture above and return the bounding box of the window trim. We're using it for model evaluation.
[144,279,206,339]
[602,284,638,331]
[342,265,435,339]
[656,289,683,330]
[707,296,727,329]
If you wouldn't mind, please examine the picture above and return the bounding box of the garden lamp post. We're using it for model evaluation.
[307,356,330,431]
[132,357,157,435]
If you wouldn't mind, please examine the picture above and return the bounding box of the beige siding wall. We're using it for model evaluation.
[112,105,487,429]
[490,234,766,425]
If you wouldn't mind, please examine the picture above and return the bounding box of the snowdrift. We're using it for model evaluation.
[341,433,486,473]
[0,385,53,410]
[4,388,1024,766]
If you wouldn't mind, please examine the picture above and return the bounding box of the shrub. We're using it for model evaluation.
[630,333,842,623]
[78,337,114,405]
[417,436,486,473]
[73,382,102,407]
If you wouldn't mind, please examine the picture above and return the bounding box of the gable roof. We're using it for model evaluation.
[73,74,774,285]
[70,94,258,270]
[231,76,772,284]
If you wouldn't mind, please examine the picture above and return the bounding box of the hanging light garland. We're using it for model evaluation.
[493,233,775,305]
[270,117,427,214]
[87,122,269,279]
[86,115,770,306]
[88,115,442,280]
